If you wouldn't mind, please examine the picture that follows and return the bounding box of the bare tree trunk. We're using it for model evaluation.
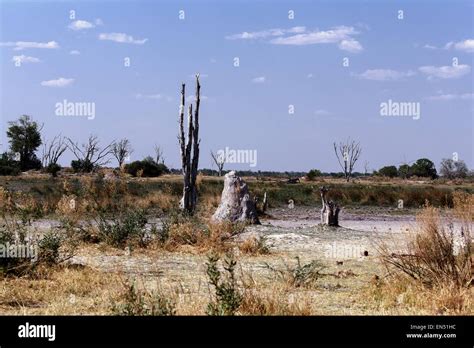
[320,186,340,226]
[178,75,201,214]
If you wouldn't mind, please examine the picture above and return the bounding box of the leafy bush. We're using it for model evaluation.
[378,165,398,178]
[112,280,176,316]
[306,169,322,180]
[97,209,148,247]
[0,152,20,176]
[71,159,94,173]
[38,230,62,265]
[206,253,243,316]
[45,163,61,177]
[125,158,169,177]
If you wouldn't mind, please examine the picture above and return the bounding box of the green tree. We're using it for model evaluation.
[398,164,411,179]
[378,165,398,178]
[410,158,437,179]
[6,115,42,171]
[307,169,322,180]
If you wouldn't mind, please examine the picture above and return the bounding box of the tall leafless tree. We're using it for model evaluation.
[112,138,133,168]
[66,135,114,171]
[333,138,362,182]
[178,75,201,214]
[154,145,165,164]
[210,150,225,176]
[41,135,67,167]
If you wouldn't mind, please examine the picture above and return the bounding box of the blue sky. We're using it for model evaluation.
[0,0,473,172]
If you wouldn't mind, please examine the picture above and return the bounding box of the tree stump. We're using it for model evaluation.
[320,186,340,226]
[212,171,260,224]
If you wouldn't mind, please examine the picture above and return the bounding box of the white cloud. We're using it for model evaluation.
[12,55,40,64]
[426,93,474,101]
[95,18,104,26]
[68,20,95,31]
[226,26,306,40]
[307,73,313,78]
[226,26,363,52]
[98,33,148,44]
[69,50,80,55]
[338,39,363,53]
[423,44,437,49]
[355,69,415,81]
[447,39,474,52]
[41,77,74,87]
[0,41,59,50]
[136,93,162,100]
[252,76,265,83]
[419,64,470,79]
[314,109,331,115]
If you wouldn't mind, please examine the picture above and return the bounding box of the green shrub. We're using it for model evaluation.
[112,280,176,316]
[125,158,169,177]
[71,159,94,173]
[307,169,322,180]
[378,165,398,178]
[97,209,148,247]
[45,163,61,177]
[38,230,62,265]
[206,253,243,316]
[0,152,20,176]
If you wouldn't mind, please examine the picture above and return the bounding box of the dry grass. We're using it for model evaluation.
[0,265,122,315]
[366,274,473,315]
[239,236,271,255]
[371,192,473,314]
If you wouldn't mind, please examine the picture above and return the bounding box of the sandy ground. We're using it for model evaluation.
[4,206,468,315]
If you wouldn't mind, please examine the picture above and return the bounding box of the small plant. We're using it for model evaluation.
[265,257,326,288]
[239,235,271,255]
[38,230,62,265]
[206,253,243,316]
[97,209,148,247]
[112,280,176,316]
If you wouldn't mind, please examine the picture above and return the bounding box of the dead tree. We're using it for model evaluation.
[210,150,225,176]
[178,75,201,214]
[320,186,340,226]
[333,138,362,182]
[154,145,165,165]
[66,135,114,172]
[41,135,67,168]
[112,138,133,168]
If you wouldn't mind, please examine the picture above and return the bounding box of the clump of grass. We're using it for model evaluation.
[159,210,244,253]
[111,279,176,316]
[264,257,326,288]
[206,253,243,316]
[378,199,472,288]
[239,235,271,255]
[240,273,311,315]
[372,192,473,313]
[366,274,473,314]
[96,209,148,248]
